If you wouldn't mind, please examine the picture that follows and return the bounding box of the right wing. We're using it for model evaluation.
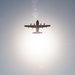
[24,25,36,28]
[39,25,51,28]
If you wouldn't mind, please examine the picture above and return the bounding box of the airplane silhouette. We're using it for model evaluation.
[24,20,51,34]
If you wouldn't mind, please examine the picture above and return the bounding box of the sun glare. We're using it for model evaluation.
[25,34,50,62]
[13,29,61,67]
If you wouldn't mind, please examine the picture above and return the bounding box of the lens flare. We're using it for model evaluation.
[32,0,39,18]
[33,11,39,18]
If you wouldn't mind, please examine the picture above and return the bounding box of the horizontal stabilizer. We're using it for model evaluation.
[33,32,42,34]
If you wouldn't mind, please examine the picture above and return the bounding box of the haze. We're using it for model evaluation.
[0,0,75,75]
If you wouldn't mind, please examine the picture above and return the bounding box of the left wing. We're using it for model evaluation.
[39,25,51,28]
[24,25,36,28]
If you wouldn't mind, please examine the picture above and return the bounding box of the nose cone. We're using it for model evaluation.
[36,20,39,22]
[36,20,39,25]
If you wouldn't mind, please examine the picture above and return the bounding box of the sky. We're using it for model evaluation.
[0,0,75,75]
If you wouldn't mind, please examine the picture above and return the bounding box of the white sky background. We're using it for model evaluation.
[0,0,75,75]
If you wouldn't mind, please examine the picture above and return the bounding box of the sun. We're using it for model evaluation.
[25,34,50,61]
[13,29,61,67]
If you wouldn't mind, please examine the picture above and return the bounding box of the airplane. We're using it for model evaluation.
[24,20,51,34]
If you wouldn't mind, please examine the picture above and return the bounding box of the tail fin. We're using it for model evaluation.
[33,32,42,34]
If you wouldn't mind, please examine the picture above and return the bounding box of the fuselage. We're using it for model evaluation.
[35,20,40,33]
[36,20,39,26]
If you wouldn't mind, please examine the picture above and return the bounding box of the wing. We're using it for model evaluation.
[24,25,36,28]
[39,25,51,28]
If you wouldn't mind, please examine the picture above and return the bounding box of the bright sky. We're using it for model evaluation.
[0,0,75,75]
